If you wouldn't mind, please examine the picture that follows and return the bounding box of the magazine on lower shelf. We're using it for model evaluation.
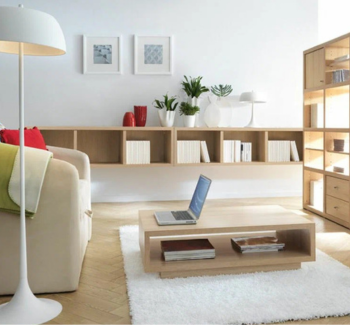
[161,239,215,261]
[231,236,285,254]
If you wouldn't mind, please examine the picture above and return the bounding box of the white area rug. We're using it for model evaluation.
[120,225,350,324]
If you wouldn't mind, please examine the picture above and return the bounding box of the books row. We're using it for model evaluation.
[126,141,150,164]
[161,236,285,262]
[177,141,211,164]
[332,69,350,84]
[223,141,252,163]
[268,140,299,162]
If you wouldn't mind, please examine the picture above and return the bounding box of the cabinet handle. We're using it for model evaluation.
[334,186,339,189]
[320,80,324,82]
[334,206,339,209]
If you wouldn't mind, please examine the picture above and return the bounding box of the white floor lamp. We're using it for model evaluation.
[240,91,267,128]
[0,5,66,325]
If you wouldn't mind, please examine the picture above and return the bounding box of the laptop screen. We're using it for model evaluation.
[189,175,212,219]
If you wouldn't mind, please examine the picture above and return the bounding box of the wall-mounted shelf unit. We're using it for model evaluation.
[303,32,350,229]
[39,126,303,168]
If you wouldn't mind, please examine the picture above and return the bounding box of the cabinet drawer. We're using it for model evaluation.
[326,196,349,222]
[326,176,349,202]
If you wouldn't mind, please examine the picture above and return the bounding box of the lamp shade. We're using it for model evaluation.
[240,91,267,103]
[0,6,66,56]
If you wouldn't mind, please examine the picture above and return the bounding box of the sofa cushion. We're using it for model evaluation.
[0,127,47,150]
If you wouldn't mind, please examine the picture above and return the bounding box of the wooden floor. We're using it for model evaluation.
[1,197,350,324]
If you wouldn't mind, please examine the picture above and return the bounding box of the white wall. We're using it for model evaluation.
[318,0,350,43]
[0,0,318,202]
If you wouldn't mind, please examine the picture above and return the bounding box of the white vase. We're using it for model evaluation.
[204,96,221,127]
[183,115,196,127]
[158,110,175,127]
[216,97,232,127]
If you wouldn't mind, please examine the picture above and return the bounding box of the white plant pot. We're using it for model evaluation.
[188,97,201,127]
[183,115,196,128]
[158,110,175,127]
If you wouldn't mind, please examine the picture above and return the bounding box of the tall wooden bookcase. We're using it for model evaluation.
[303,33,350,228]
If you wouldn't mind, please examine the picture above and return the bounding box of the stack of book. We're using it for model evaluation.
[241,142,252,162]
[268,140,299,162]
[161,239,215,261]
[310,179,323,211]
[231,236,285,254]
[177,141,211,163]
[223,140,241,163]
[126,141,150,164]
[331,54,350,66]
[177,141,200,164]
[310,103,323,128]
[332,69,350,83]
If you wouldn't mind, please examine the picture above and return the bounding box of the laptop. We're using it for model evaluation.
[154,175,212,226]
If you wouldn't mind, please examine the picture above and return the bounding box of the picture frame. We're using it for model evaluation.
[83,35,122,74]
[134,35,173,75]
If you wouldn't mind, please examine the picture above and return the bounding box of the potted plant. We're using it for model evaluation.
[181,75,209,106]
[204,84,233,127]
[153,94,179,127]
[179,102,200,128]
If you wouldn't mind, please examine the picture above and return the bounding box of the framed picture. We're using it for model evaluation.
[83,35,122,74]
[134,35,173,75]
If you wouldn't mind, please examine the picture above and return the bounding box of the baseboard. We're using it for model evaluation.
[92,190,302,203]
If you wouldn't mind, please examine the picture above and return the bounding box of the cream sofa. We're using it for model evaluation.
[0,146,92,295]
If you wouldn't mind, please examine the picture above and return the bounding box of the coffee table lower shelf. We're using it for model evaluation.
[139,206,316,279]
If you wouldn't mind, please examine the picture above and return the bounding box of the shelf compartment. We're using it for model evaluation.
[76,130,123,164]
[222,130,266,162]
[325,37,350,85]
[268,131,303,162]
[304,90,324,128]
[304,131,324,151]
[126,130,172,164]
[176,130,221,164]
[325,151,349,176]
[325,85,350,129]
[304,149,323,170]
[325,131,349,154]
[303,170,324,213]
[41,130,75,149]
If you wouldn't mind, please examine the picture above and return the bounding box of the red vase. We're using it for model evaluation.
[134,106,147,127]
[123,112,136,127]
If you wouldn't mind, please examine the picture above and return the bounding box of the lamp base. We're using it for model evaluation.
[0,292,62,325]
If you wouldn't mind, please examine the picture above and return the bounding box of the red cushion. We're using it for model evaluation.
[0,127,47,150]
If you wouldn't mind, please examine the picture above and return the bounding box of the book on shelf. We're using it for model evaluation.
[177,141,201,164]
[161,239,215,261]
[310,103,323,128]
[333,54,350,62]
[223,140,242,163]
[126,141,150,164]
[200,141,211,163]
[310,179,323,211]
[231,236,285,254]
[268,140,299,162]
[290,141,300,162]
[241,142,252,162]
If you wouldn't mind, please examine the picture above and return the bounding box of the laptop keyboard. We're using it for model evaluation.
[171,211,194,220]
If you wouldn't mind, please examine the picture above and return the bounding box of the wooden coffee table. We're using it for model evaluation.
[139,205,315,278]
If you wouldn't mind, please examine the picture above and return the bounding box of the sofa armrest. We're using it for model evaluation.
[47,146,90,182]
